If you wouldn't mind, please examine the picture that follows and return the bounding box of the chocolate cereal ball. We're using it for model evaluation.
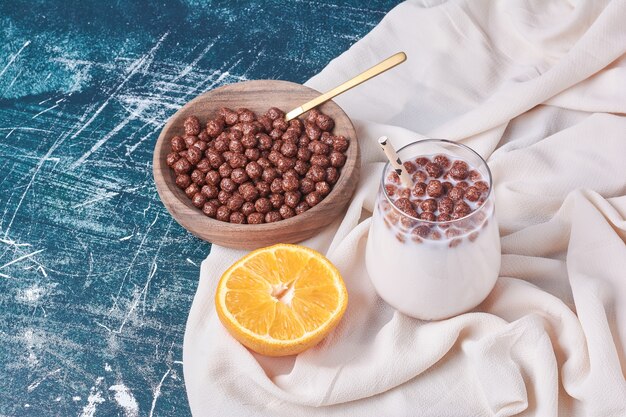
[279,205,295,219]
[239,183,259,202]
[205,170,221,185]
[281,129,298,144]
[280,175,298,192]
[305,122,321,140]
[295,201,310,214]
[241,201,255,216]
[220,178,237,193]
[201,184,218,199]
[272,117,288,131]
[276,156,296,173]
[245,161,262,180]
[265,211,282,223]
[412,182,426,197]
[218,163,233,178]
[255,198,272,214]
[456,180,469,189]
[217,190,232,205]
[299,178,315,194]
[256,181,271,197]
[449,186,465,201]
[257,115,272,132]
[268,178,281,194]
[475,181,489,193]
[265,107,284,120]
[231,168,248,184]
[297,147,312,162]
[333,136,349,153]
[222,151,233,162]
[281,142,298,158]
[306,109,320,124]
[465,186,481,202]
[186,146,202,165]
[316,113,334,131]
[216,205,231,221]
[261,167,279,183]
[426,180,444,198]
[320,132,334,146]
[193,140,207,152]
[192,192,206,208]
[206,149,223,169]
[449,160,469,180]
[166,152,180,167]
[305,191,322,207]
[241,133,258,149]
[288,118,303,132]
[173,158,191,174]
[433,154,450,168]
[176,174,192,189]
[257,133,273,150]
[184,116,201,136]
[326,167,340,185]
[191,169,205,185]
[310,155,330,168]
[424,162,442,178]
[229,139,244,153]
[202,201,218,218]
[226,194,245,211]
[171,136,186,152]
[206,117,224,138]
[269,129,283,140]
[269,193,284,209]
[309,141,329,155]
[412,171,427,183]
[228,153,247,169]
[294,160,310,176]
[229,212,246,224]
[298,135,310,148]
[438,197,454,214]
[420,199,437,213]
[420,212,436,221]
[329,152,346,168]
[306,165,326,182]
[244,148,260,161]
[185,183,199,199]
[315,181,331,196]
[237,108,255,123]
[284,191,301,208]
[196,158,211,173]
[219,108,239,125]
[247,212,264,224]
[394,198,413,214]
[437,213,452,222]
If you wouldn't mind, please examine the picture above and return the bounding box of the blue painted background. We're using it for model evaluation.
[0,1,399,415]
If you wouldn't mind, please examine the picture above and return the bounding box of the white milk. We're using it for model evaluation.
[366,201,501,320]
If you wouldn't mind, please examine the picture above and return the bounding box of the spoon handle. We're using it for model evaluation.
[285,51,407,121]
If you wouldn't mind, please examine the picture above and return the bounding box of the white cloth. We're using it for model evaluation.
[183,0,626,415]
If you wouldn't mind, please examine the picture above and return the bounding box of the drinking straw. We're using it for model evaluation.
[377,136,414,188]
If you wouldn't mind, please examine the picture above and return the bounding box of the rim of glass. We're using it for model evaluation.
[380,139,493,225]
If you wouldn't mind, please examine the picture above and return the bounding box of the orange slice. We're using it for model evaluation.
[215,244,348,356]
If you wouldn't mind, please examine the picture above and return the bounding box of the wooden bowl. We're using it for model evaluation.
[153,80,360,250]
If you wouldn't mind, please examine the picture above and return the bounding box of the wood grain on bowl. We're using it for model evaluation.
[153,80,360,249]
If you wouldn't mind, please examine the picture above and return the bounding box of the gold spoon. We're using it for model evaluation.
[285,51,407,121]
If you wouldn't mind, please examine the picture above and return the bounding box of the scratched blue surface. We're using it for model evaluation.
[0,1,400,416]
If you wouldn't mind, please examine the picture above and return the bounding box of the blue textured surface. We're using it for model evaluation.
[0,1,398,415]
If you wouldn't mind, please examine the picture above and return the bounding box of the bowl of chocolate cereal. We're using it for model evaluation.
[153,80,360,249]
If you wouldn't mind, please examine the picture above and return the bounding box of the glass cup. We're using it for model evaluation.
[365,140,501,320]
